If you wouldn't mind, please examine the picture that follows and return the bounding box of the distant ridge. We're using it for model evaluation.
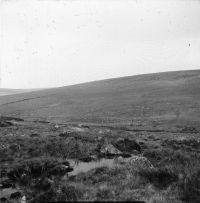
[0,88,43,96]
[0,70,200,123]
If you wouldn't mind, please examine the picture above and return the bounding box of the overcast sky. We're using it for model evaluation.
[1,0,200,89]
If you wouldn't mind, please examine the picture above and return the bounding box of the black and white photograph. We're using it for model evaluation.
[0,0,200,202]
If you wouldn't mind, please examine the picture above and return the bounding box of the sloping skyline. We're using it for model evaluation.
[1,0,200,89]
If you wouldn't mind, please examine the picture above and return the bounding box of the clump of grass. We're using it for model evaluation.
[43,137,95,161]
[5,157,80,202]
[178,169,200,203]
[7,157,72,188]
[29,182,82,202]
[95,184,114,201]
[142,145,200,202]
[139,167,178,189]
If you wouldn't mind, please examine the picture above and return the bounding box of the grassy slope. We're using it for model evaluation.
[0,70,200,122]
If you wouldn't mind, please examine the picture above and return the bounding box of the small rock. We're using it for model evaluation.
[55,124,59,129]
[21,195,26,203]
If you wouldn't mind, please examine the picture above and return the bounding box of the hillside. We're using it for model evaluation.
[0,88,35,96]
[0,70,200,123]
[1,70,200,202]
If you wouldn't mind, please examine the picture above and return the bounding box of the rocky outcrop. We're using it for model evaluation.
[126,155,154,171]
[114,155,153,171]
[100,144,122,157]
